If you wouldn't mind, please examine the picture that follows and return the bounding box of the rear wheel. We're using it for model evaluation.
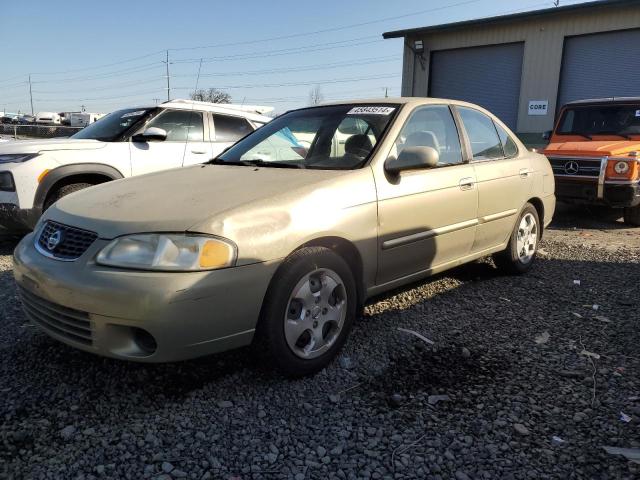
[43,182,93,211]
[254,247,356,377]
[623,205,640,226]
[493,203,540,274]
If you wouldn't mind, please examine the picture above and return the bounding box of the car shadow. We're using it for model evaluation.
[549,202,627,231]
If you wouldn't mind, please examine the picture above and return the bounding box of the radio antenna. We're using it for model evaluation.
[182,58,203,165]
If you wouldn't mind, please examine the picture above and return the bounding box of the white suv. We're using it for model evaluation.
[0,100,272,233]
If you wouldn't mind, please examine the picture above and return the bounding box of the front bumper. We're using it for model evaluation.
[0,203,38,233]
[554,178,640,208]
[12,233,280,362]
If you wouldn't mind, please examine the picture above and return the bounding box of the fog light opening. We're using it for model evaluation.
[132,328,157,355]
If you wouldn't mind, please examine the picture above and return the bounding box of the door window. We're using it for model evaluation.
[494,122,519,158]
[394,105,463,166]
[145,110,204,142]
[213,115,253,142]
[458,107,503,160]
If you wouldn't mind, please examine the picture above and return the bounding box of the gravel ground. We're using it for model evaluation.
[1,206,639,480]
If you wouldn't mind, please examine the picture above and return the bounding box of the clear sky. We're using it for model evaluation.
[1,0,588,116]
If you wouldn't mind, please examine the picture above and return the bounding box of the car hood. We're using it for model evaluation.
[0,138,106,154]
[46,164,357,239]
[544,140,640,157]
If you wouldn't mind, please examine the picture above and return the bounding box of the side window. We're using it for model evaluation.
[395,105,463,166]
[213,115,253,142]
[458,107,504,160]
[494,122,518,157]
[146,110,204,142]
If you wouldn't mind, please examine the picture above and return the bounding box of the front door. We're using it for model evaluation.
[130,109,211,175]
[375,105,479,286]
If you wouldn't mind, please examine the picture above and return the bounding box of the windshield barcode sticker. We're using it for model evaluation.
[347,106,395,115]
[121,110,146,118]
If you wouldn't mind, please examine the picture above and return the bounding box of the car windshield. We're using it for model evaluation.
[213,104,399,169]
[557,104,640,138]
[71,108,154,141]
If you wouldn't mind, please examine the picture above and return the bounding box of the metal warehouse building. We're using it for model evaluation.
[383,0,640,143]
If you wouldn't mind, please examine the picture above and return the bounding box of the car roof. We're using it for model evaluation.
[565,97,640,106]
[320,96,489,109]
[112,100,274,123]
[161,99,273,123]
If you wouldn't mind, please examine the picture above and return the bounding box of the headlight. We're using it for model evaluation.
[96,234,236,271]
[0,153,39,164]
[614,161,630,174]
[0,172,15,191]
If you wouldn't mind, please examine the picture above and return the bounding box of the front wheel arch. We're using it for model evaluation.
[33,163,124,213]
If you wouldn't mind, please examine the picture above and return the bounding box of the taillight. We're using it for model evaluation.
[605,159,639,181]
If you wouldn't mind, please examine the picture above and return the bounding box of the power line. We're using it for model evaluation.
[171,73,401,90]
[168,0,484,51]
[172,56,399,78]
[30,63,161,84]
[174,38,382,64]
[30,50,165,76]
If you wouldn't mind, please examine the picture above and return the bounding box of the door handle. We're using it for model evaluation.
[459,177,475,190]
[519,168,530,178]
[191,149,207,154]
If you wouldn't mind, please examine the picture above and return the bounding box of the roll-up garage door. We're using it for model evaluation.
[429,43,524,130]
[558,29,640,108]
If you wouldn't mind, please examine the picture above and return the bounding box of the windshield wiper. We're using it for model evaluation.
[206,158,304,168]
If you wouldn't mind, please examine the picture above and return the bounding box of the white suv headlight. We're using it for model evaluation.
[96,234,236,271]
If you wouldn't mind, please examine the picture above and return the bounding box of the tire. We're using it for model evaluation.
[254,246,357,377]
[43,183,93,211]
[623,205,640,226]
[493,203,541,275]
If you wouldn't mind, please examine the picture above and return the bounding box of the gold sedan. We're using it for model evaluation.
[13,98,555,376]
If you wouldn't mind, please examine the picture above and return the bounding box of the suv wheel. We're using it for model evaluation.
[493,203,540,274]
[44,183,93,211]
[255,246,356,377]
[623,205,640,226]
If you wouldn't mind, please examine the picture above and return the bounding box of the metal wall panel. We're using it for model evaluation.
[398,3,640,132]
[429,43,524,129]
[558,29,640,107]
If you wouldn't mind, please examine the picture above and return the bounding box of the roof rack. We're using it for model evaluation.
[163,99,274,115]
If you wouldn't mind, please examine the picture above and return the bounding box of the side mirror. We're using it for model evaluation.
[132,127,167,143]
[385,146,439,175]
[542,130,552,141]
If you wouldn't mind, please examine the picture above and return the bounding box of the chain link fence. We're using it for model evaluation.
[0,124,83,140]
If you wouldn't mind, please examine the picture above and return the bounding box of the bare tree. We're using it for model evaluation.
[190,88,232,104]
[308,85,324,106]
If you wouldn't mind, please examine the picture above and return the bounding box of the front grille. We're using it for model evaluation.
[549,156,603,178]
[18,287,93,345]
[36,221,97,260]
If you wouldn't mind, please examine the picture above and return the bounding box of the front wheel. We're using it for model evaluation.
[254,247,357,377]
[493,203,540,274]
[623,205,640,226]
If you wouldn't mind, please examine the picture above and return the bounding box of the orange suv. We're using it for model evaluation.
[543,98,640,225]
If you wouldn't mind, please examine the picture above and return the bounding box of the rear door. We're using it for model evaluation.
[130,109,210,175]
[456,106,532,253]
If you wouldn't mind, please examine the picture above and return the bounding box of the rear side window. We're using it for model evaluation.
[213,115,253,142]
[458,107,503,160]
[494,122,518,157]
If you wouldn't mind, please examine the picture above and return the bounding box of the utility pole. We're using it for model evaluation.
[162,50,171,102]
[153,98,160,105]
[384,87,388,98]
[28,74,34,115]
